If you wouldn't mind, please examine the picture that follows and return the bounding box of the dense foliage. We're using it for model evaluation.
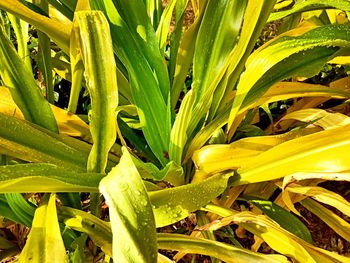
[1,0,350,262]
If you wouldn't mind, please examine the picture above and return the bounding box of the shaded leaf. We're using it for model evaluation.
[242,196,313,243]
[59,206,112,256]
[0,24,57,133]
[301,198,350,243]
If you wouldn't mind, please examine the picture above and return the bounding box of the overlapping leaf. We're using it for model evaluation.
[150,172,232,227]
[234,124,350,185]
[228,24,350,137]
[90,0,171,166]
[0,24,58,133]
[192,127,319,181]
[0,0,71,53]
[269,0,350,22]
[19,194,67,263]
[0,113,90,171]
[99,148,157,263]
[0,163,102,193]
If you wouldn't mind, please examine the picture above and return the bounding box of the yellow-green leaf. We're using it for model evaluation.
[234,124,350,185]
[301,198,350,243]
[0,163,102,193]
[228,25,350,137]
[0,25,58,133]
[278,108,350,130]
[157,233,288,263]
[149,172,232,227]
[0,0,71,53]
[71,11,118,173]
[99,147,157,263]
[269,0,350,22]
[19,194,67,263]
[201,210,315,263]
[192,127,319,181]
[59,206,113,256]
[0,113,89,171]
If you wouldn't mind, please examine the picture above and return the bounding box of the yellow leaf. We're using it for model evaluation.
[0,86,91,139]
[192,127,320,181]
[235,124,350,185]
[288,185,350,219]
[19,194,67,263]
[278,108,350,130]
[301,198,350,243]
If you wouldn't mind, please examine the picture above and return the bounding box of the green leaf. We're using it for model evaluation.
[118,118,161,166]
[229,24,350,136]
[106,0,170,100]
[0,0,71,53]
[145,0,163,28]
[131,155,184,186]
[176,0,248,159]
[48,0,74,20]
[0,24,58,133]
[35,0,55,104]
[19,194,68,263]
[0,195,24,223]
[99,147,157,263]
[69,234,88,263]
[0,113,89,171]
[157,233,289,263]
[55,0,77,12]
[269,0,350,22]
[7,13,31,71]
[242,196,313,243]
[90,0,171,166]
[0,163,102,193]
[4,193,36,227]
[167,0,190,88]
[149,172,232,227]
[192,0,246,103]
[59,206,112,256]
[71,11,118,173]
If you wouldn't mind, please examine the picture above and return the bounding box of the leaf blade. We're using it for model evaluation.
[19,194,67,263]
[99,147,157,263]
